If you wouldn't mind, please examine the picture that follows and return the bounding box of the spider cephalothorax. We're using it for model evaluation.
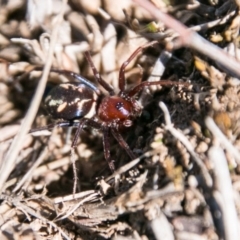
[97,95,142,128]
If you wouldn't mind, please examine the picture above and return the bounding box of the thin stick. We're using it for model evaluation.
[209,145,240,240]
[205,117,240,164]
[150,210,174,240]
[54,192,99,221]
[133,0,240,78]
[70,148,79,195]
[105,150,154,182]
[159,101,212,187]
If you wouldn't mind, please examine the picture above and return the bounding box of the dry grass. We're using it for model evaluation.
[1,0,240,239]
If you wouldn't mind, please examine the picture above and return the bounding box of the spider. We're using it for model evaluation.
[31,41,190,172]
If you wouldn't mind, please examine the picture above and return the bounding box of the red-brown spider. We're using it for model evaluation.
[31,41,190,172]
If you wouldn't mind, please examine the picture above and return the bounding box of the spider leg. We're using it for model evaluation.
[111,128,136,160]
[54,69,101,95]
[69,119,102,190]
[71,118,101,148]
[30,120,83,194]
[84,52,115,96]
[118,40,158,92]
[102,126,115,172]
[32,67,101,95]
[31,66,101,95]
[128,80,191,97]
[71,118,88,148]
[29,121,77,133]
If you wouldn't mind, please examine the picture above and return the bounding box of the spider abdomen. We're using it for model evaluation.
[98,96,133,123]
[45,83,98,120]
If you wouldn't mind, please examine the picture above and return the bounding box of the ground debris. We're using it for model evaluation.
[1,0,240,239]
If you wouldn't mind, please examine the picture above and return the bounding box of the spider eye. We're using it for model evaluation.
[116,102,130,116]
[116,102,124,110]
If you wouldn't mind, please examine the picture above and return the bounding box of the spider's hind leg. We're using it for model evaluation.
[70,118,101,148]
[70,118,102,193]
[29,121,75,134]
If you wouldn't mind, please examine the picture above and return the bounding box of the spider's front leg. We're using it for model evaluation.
[100,125,138,173]
[84,52,115,96]
[111,128,136,161]
[118,40,158,92]
[102,126,115,172]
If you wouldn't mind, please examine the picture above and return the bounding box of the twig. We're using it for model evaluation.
[139,50,172,104]
[70,148,79,195]
[133,0,240,78]
[105,150,154,182]
[190,10,236,32]
[55,192,99,221]
[17,202,71,240]
[205,116,240,164]
[150,210,174,240]
[159,101,212,187]
[208,145,240,240]
[1,193,71,240]
[54,190,98,204]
